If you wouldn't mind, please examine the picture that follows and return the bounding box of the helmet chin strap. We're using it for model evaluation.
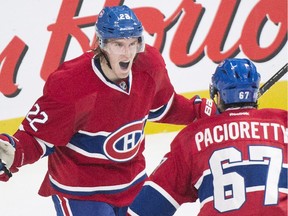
[214,92,223,113]
[101,49,112,69]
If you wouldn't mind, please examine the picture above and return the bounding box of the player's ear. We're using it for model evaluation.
[216,92,221,104]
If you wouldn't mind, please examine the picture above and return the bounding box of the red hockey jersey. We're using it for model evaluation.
[128,108,288,215]
[11,44,196,206]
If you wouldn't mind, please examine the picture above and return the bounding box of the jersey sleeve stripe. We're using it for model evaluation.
[148,93,174,122]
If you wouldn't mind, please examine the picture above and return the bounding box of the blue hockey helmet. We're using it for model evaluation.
[210,58,261,105]
[95,5,145,52]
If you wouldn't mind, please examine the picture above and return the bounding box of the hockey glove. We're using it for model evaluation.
[0,134,16,181]
[192,95,218,120]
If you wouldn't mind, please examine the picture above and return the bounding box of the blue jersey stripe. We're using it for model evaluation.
[130,185,177,216]
[198,164,288,202]
[50,172,147,196]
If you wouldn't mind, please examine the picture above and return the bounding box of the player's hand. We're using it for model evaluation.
[192,95,218,120]
[0,134,16,181]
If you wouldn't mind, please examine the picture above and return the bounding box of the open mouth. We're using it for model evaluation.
[119,61,130,70]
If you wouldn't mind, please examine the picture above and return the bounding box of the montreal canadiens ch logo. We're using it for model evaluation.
[103,120,145,162]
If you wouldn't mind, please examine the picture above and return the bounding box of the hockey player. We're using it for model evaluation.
[127,58,288,215]
[0,5,216,216]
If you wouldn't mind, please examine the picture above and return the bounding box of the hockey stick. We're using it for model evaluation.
[0,159,12,177]
[258,63,287,98]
